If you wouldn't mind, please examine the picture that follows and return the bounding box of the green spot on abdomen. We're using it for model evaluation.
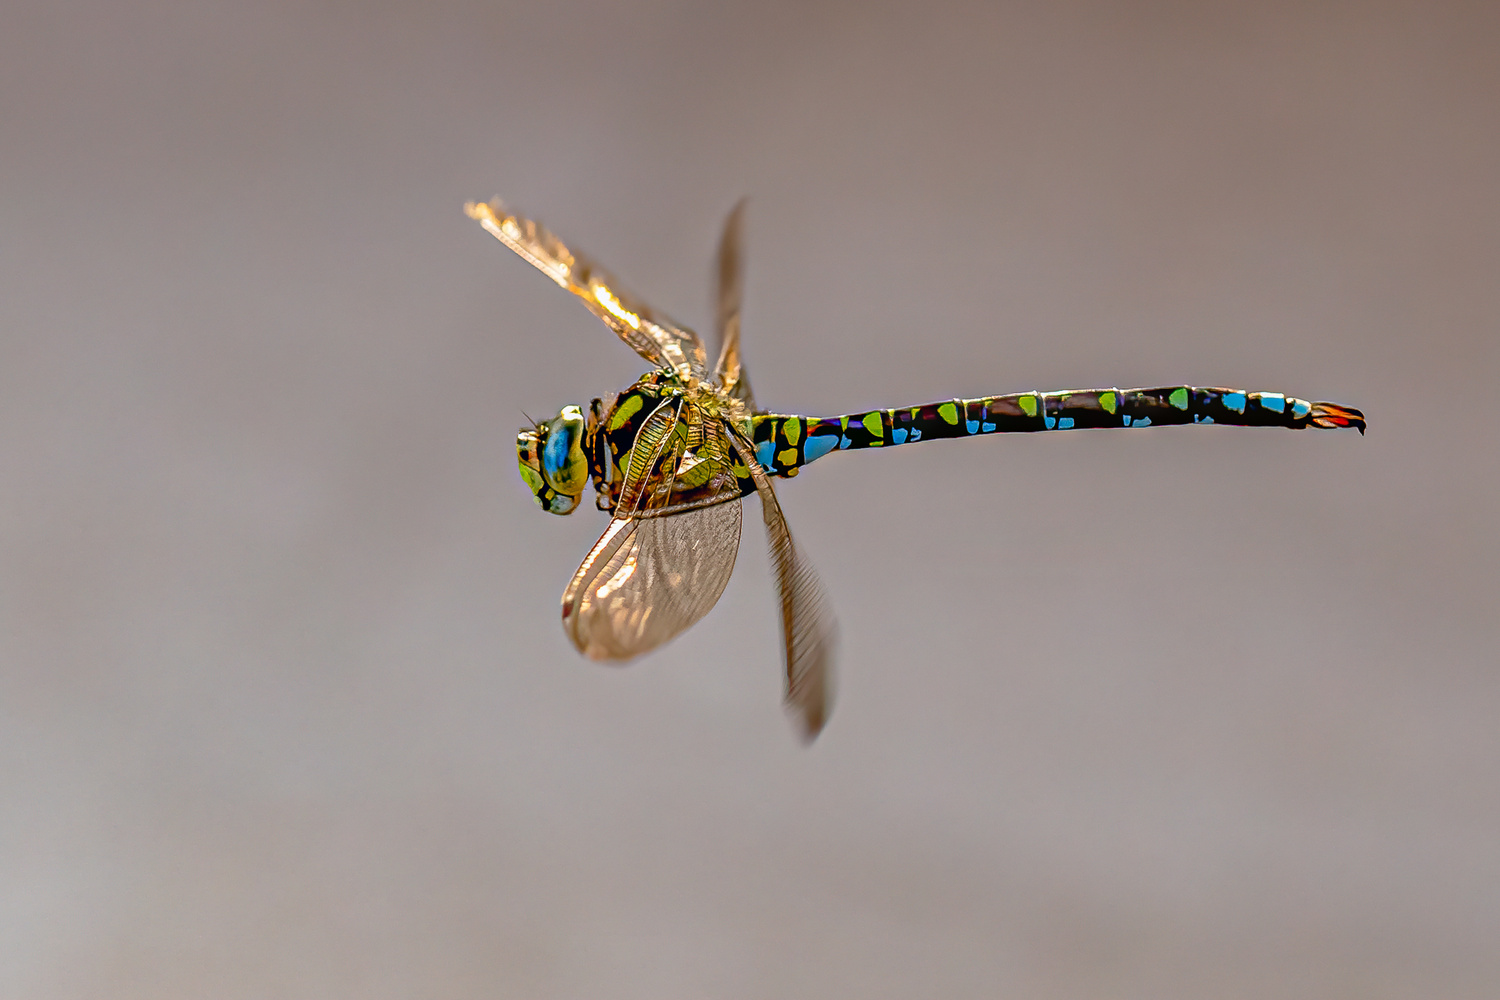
[937,402,959,425]
[778,447,798,467]
[1169,387,1189,410]
[1018,394,1038,417]
[1099,391,1117,414]
[783,417,801,445]
[862,411,884,436]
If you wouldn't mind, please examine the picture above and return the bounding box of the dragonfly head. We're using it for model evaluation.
[516,404,589,514]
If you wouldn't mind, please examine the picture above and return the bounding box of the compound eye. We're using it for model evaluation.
[515,428,549,500]
[539,404,589,496]
[539,489,579,514]
[516,405,588,515]
[516,426,579,514]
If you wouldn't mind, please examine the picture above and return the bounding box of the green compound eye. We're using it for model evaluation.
[516,405,587,515]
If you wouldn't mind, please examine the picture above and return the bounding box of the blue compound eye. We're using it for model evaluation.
[516,426,581,515]
[539,404,588,496]
[515,405,587,515]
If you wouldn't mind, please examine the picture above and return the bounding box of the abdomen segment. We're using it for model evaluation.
[750,386,1365,475]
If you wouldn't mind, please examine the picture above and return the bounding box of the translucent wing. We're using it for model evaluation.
[466,199,708,377]
[712,199,754,407]
[729,425,836,740]
[614,399,684,516]
[561,501,743,662]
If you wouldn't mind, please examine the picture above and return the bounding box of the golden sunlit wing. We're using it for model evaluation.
[466,199,707,376]
[561,502,743,662]
[712,199,753,407]
[729,425,836,740]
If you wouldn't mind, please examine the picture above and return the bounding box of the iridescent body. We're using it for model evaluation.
[470,199,1365,740]
[748,385,1362,476]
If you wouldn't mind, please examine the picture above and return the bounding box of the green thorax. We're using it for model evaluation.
[589,369,755,513]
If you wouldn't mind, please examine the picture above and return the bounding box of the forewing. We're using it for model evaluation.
[729,427,836,740]
[561,502,743,662]
[615,399,683,516]
[711,200,754,407]
[467,199,707,376]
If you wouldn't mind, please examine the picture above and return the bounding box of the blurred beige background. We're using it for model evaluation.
[2,1,1497,997]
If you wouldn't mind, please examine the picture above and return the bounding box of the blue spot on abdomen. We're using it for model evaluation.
[756,440,775,469]
[891,428,908,445]
[1222,392,1246,414]
[803,434,838,463]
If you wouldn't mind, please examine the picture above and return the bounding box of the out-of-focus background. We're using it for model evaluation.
[3,1,1496,996]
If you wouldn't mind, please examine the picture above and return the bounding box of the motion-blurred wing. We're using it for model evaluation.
[466,199,707,377]
[730,427,836,740]
[711,199,754,407]
[561,502,743,662]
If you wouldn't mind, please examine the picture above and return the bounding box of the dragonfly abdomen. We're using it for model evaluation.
[749,386,1364,475]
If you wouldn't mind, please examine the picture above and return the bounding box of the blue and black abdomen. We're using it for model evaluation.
[749,386,1365,476]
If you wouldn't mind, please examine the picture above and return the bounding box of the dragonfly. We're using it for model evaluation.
[467,198,1365,741]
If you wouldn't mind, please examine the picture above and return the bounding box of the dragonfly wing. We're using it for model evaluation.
[729,425,836,740]
[615,398,684,516]
[467,199,708,377]
[563,400,746,658]
[561,501,743,662]
[711,200,754,407]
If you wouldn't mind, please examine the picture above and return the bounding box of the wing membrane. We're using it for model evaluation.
[466,199,707,376]
[730,426,836,740]
[561,502,743,661]
[616,399,683,516]
[712,199,754,407]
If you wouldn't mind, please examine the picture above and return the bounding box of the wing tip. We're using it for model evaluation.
[791,708,828,744]
[465,198,518,228]
[785,653,835,744]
